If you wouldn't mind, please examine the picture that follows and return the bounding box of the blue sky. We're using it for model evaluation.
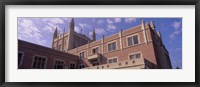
[18,17,182,69]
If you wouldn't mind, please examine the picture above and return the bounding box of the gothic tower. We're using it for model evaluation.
[52,27,58,48]
[67,18,75,51]
[92,29,96,41]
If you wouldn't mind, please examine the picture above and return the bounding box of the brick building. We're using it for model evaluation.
[18,18,172,69]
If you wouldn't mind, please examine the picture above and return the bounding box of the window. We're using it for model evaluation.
[69,63,76,69]
[127,35,139,46]
[58,44,62,51]
[54,60,64,69]
[129,53,141,60]
[108,58,118,64]
[92,47,99,54]
[79,52,85,59]
[79,64,85,69]
[32,56,46,69]
[113,58,117,63]
[108,59,112,63]
[18,52,23,67]
[108,42,117,51]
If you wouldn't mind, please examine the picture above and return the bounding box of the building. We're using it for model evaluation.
[51,18,92,52]
[18,40,79,69]
[18,18,172,69]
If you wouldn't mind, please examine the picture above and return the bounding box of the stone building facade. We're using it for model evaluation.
[51,18,93,52]
[18,18,172,69]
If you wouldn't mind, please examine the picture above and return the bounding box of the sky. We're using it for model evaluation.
[18,17,182,69]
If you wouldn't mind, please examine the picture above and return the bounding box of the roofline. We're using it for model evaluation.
[68,23,146,51]
[18,39,79,59]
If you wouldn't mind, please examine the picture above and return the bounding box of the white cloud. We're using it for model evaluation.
[75,26,81,33]
[50,18,64,24]
[78,23,92,30]
[124,18,137,23]
[19,19,41,38]
[79,23,86,28]
[89,28,105,38]
[95,28,105,35]
[18,18,75,47]
[42,18,65,34]
[62,18,71,22]
[172,21,181,30]
[114,18,121,23]
[19,19,34,28]
[169,31,180,39]
[18,18,47,46]
[47,22,62,34]
[107,19,114,24]
[43,25,54,33]
[170,21,182,40]
[97,20,104,25]
[107,24,116,31]
[42,18,64,24]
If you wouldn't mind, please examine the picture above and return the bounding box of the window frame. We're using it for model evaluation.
[69,62,76,69]
[79,64,85,69]
[18,51,24,68]
[107,57,118,64]
[53,59,65,69]
[31,55,47,69]
[107,40,118,52]
[128,52,142,60]
[126,34,140,47]
[92,46,100,54]
[79,50,86,59]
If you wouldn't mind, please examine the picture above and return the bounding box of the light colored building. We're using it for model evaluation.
[52,18,93,52]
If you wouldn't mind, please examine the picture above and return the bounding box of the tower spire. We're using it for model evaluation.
[53,27,58,39]
[52,27,58,49]
[70,18,75,32]
[67,18,75,50]
[92,29,96,41]
[150,21,155,30]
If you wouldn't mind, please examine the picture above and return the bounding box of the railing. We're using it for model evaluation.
[87,53,100,60]
[85,58,145,69]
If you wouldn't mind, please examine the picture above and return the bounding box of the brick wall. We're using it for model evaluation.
[18,40,79,69]
[67,23,165,68]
